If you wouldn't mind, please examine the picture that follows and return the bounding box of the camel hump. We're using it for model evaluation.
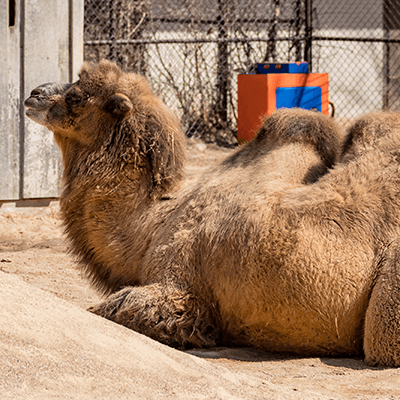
[342,111,400,159]
[255,108,344,169]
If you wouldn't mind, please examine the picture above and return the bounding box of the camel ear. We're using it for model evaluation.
[105,93,133,117]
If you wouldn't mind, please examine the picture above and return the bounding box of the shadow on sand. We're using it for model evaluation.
[186,346,387,371]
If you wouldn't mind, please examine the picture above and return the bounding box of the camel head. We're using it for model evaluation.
[24,62,139,146]
[24,60,186,197]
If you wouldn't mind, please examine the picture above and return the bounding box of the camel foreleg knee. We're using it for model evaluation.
[88,283,220,349]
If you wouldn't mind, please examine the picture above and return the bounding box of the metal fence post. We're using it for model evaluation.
[216,0,229,126]
[265,0,280,62]
[294,0,303,61]
[383,0,391,109]
[108,0,116,61]
[304,0,312,72]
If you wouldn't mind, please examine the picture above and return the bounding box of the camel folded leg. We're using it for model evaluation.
[88,283,220,348]
[364,241,400,367]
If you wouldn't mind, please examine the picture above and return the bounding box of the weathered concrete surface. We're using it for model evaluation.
[0,0,83,201]
[0,0,21,200]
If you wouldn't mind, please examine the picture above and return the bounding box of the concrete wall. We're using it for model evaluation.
[0,0,83,201]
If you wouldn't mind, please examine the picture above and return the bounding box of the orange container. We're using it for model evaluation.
[237,73,329,143]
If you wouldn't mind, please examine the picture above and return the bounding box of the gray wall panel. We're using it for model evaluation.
[0,0,21,200]
[0,0,83,200]
[22,0,67,198]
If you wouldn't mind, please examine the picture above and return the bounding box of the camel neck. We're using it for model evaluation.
[59,171,167,293]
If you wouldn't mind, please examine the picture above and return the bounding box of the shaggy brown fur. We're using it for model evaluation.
[341,111,400,161]
[25,61,400,366]
[339,111,400,366]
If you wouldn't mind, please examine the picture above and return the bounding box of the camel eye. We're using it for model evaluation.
[65,88,84,108]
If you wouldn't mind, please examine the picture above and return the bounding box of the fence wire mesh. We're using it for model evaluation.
[84,0,400,145]
[313,0,400,124]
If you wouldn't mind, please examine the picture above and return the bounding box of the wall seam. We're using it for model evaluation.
[18,0,25,199]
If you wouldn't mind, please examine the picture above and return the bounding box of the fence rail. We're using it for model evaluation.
[85,37,307,45]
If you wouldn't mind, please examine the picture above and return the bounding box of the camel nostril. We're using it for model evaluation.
[30,89,43,97]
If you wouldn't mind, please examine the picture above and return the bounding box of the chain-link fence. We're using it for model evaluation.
[84,0,399,145]
[313,0,400,124]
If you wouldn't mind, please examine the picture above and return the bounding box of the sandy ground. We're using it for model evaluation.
[0,138,399,399]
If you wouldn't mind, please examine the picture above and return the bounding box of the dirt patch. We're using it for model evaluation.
[0,139,399,399]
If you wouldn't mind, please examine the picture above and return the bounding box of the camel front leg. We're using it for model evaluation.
[88,283,220,349]
[363,241,400,367]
